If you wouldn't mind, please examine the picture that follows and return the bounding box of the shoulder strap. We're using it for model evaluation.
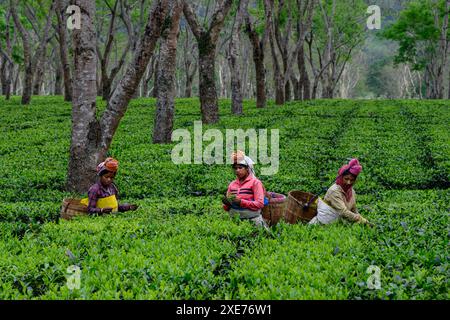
[111,183,119,198]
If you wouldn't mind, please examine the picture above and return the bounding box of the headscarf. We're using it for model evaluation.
[231,150,256,178]
[97,157,119,176]
[336,158,362,201]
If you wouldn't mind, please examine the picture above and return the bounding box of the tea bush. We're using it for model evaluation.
[0,96,448,299]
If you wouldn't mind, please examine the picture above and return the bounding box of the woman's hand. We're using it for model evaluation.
[101,207,113,214]
[222,197,231,206]
[356,215,373,226]
[122,203,138,211]
[231,197,241,206]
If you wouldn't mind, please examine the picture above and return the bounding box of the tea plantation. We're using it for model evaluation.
[0,96,448,299]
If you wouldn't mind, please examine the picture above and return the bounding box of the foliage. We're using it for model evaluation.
[381,0,448,70]
[0,96,448,299]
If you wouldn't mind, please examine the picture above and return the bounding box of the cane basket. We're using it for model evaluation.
[284,190,318,224]
[60,198,88,220]
[262,192,287,226]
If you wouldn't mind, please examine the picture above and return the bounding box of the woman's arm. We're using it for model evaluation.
[326,189,360,222]
[87,186,102,214]
[223,184,232,211]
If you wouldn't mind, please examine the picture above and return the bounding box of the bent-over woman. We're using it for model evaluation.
[309,158,370,225]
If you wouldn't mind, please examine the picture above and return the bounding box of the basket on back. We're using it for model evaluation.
[60,198,88,220]
[262,192,287,226]
[284,190,318,224]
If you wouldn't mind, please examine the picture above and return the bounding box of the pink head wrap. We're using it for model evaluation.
[336,158,362,201]
[338,158,362,176]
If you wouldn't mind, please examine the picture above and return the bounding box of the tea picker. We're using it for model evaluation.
[222,150,269,230]
[80,157,139,215]
[309,158,372,226]
[61,158,139,219]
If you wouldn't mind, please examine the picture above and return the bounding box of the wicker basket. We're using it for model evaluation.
[60,198,88,220]
[262,192,287,226]
[284,190,318,224]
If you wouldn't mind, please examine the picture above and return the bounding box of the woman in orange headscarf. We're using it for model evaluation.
[81,157,138,215]
[309,158,371,225]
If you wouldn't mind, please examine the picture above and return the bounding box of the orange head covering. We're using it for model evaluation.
[231,150,255,177]
[97,157,119,175]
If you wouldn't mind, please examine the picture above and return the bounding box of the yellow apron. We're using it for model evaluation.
[80,195,119,213]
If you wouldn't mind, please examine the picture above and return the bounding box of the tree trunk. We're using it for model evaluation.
[55,0,73,101]
[0,58,7,96]
[183,26,197,98]
[11,0,54,104]
[101,76,113,101]
[142,55,156,97]
[1,11,13,100]
[434,1,449,99]
[21,49,33,102]
[198,39,219,123]
[273,0,315,103]
[245,14,267,108]
[219,62,227,98]
[54,57,63,95]
[448,68,450,99]
[272,0,291,103]
[152,58,159,97]
[67,0,100,192]
[282,55,291,101]
[290,75,300,100]
[183,0,233,123]
[322,81,334,98]
[13,64,19,95]
[67,0,169,193]
[33,62,45,95]
[153,0,182,143]
[228,49,243,114]
[439,2,448,99]
[1,58,12,100]
[424,64,437,99]
[102,0,169,149]
[98,1,132,101]
[184,68,195,98]
[5,64,12,100]
[268,15,285,105]
[298,43,310,100]
[98,1,118,101]
[284,79,291,102]
[11,1,32,104]
[254,50,266,108]
[312,76,319,99]
[227,1,247,114]
[274,76,285,104]
[270,33,285,105]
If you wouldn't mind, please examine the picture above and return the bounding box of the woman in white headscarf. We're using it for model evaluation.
[222,150,269,229]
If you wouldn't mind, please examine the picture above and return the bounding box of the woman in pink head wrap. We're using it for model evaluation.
[336,158,362,202]
[309,158,370,225]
